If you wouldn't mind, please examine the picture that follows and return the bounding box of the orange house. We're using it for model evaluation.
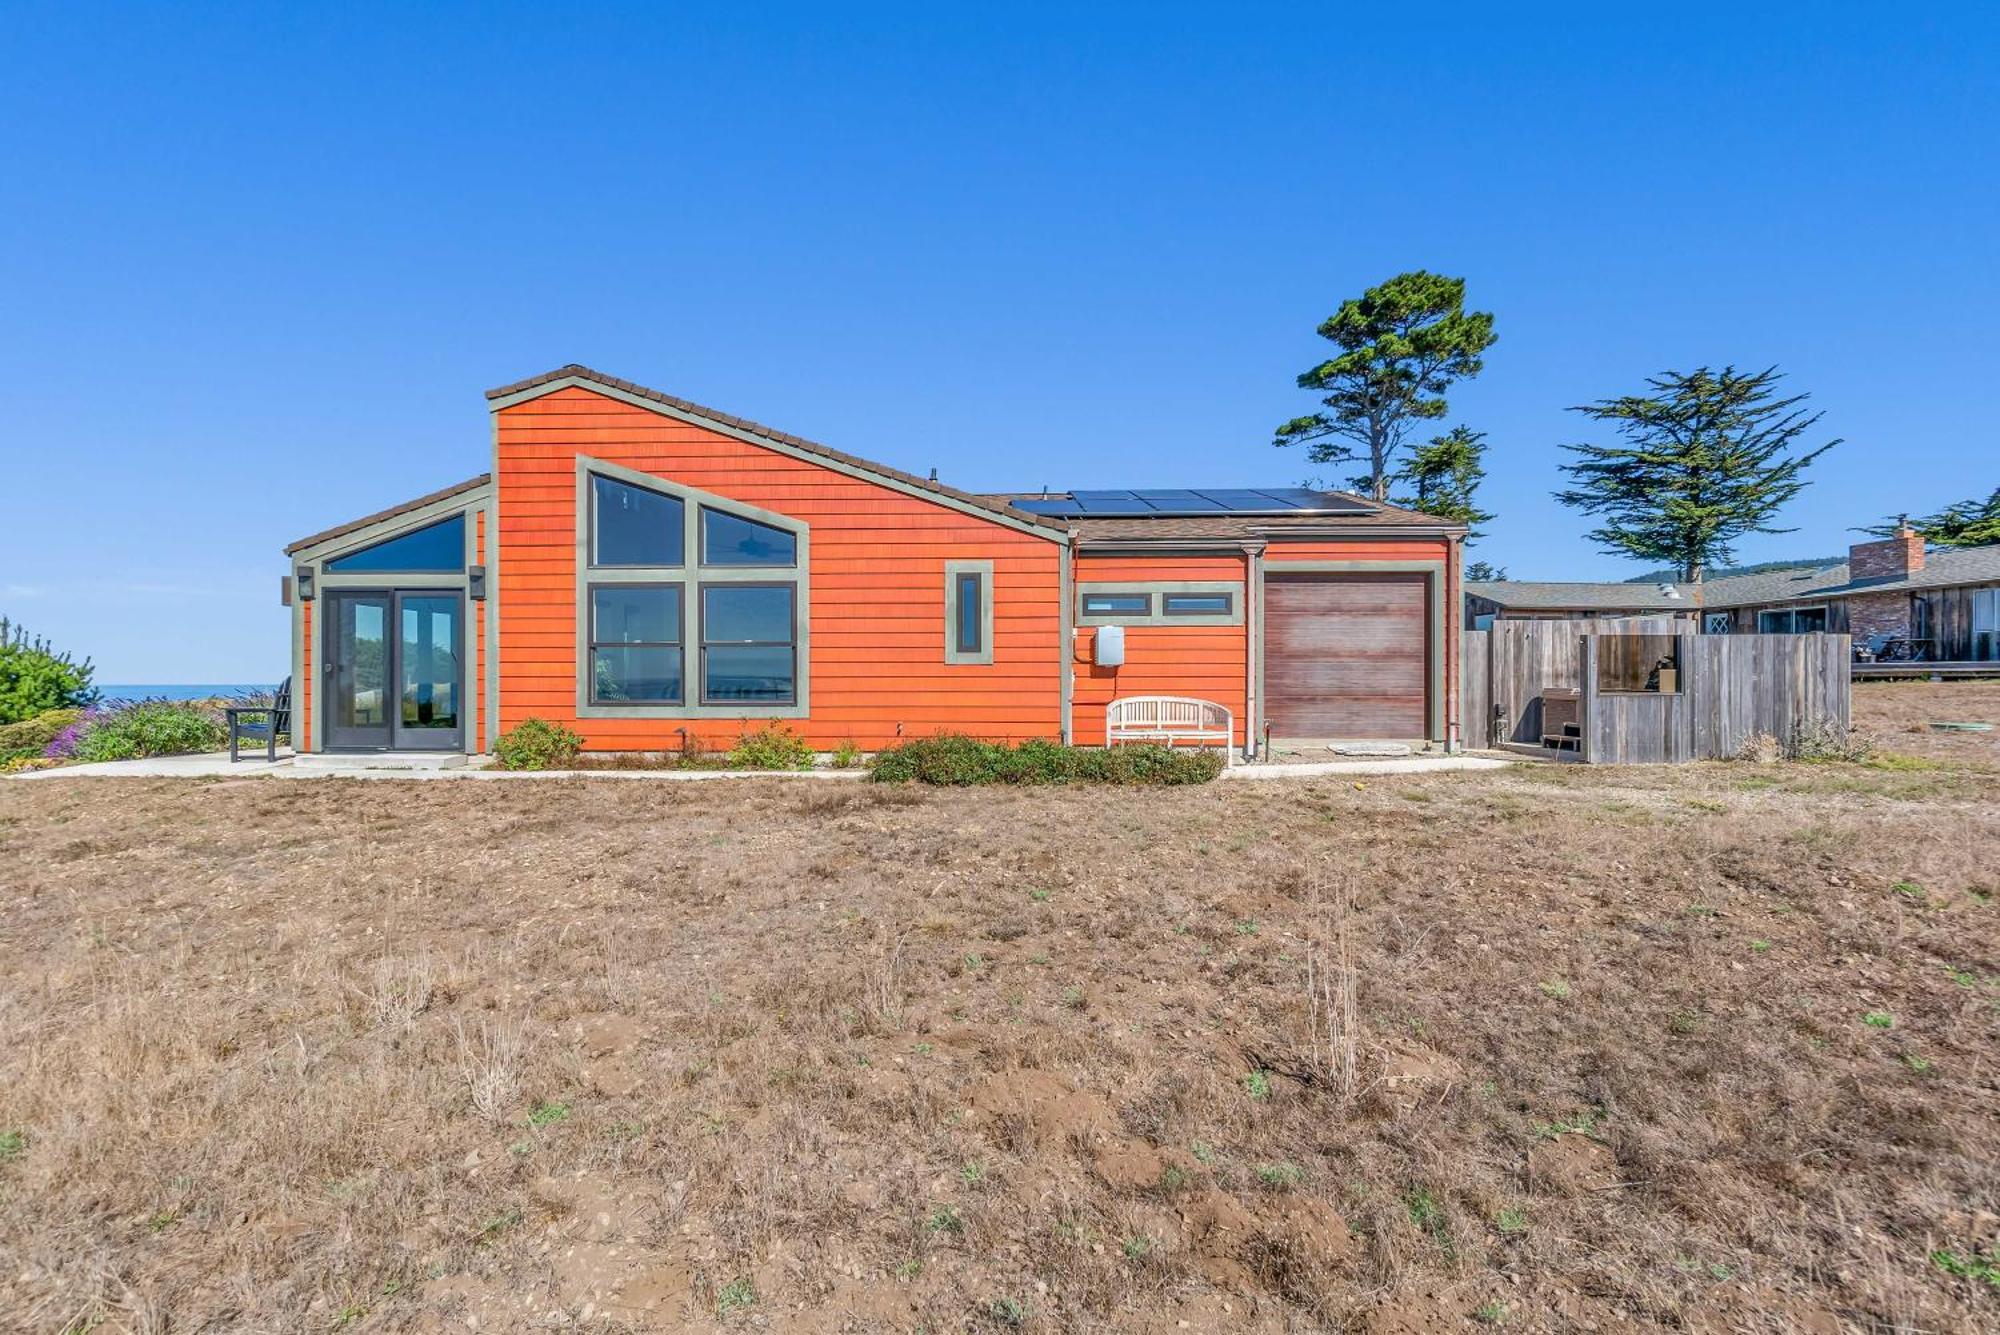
[283,366,1465,760]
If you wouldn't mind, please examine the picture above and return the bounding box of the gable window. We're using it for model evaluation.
[702,507,797,566]
[326,514,465,572]
[701,584,796,703]
[943,560,994,664]
[577,460,808,717]
[593,475,684,567]
[590,585,683,703]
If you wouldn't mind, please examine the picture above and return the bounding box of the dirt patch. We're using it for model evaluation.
[3,755,1998,1331]
[1853,678,2000,765]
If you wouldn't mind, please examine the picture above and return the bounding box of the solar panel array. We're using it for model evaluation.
[1010,487,1372,518]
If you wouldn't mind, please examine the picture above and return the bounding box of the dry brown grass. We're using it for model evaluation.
[1,684,1998,1332]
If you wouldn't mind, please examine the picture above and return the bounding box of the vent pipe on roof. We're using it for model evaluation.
[927,467,938,484]
[1658,583,1681,599]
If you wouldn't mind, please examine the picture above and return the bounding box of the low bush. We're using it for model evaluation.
[69,701,228,762]
[727,722,814,771]
[493,718,585,771]
[869,734,1222,786]
[0,618,97,725]
[0,708,83,764]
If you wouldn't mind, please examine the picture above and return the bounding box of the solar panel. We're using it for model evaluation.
[1007,487,1377,518]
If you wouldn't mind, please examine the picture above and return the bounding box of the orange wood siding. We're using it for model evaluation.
[1071,554,1250,746]
[496,387,1062,749]
[473,509,487,749]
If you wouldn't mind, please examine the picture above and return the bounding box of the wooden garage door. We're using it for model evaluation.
[1265,573,1428,738]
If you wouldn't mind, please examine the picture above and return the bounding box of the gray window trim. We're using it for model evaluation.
[1077,580,1245,627]
[573,455,810,719]
[586,582,685,706]
[944,559,995,665]
[699,580,799,707]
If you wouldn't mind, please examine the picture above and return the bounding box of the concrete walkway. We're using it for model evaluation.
[1219,755,1512,779]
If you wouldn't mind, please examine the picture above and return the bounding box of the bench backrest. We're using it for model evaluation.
[1107,696,1230,732]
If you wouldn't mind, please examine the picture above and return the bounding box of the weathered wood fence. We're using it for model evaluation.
[1462,620,1851,763]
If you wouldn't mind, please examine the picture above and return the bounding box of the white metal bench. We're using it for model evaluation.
[1106,696,1234,767]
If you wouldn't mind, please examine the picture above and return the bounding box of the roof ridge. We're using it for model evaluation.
[485,364,1068,531]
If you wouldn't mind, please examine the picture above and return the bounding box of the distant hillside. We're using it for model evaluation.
[1623,556,1842,585]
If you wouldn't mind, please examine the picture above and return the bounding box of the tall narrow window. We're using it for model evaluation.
[944,561,993,664]
[955,572,983,654]
[701,584,797,703]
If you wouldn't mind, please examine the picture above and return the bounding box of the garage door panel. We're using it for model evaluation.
[1265,574,1428,738]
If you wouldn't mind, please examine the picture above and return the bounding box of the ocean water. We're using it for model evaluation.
[95,684,277,702]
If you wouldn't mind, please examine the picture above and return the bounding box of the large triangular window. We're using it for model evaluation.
[579,461,807,714]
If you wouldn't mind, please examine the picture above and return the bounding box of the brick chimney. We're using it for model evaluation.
[1848,522,1925,581]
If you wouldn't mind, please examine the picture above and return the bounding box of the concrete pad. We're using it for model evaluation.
[291,751,474,773]
[1221,756,1512,779]
[11,750,296,779]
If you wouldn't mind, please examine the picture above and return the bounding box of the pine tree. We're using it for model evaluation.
[1553,366,1838,584]
[1865,487,2000,548]
[1391,426,1494,537]
[1276,271,1496,500]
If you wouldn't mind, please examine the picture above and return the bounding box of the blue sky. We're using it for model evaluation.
[2,2,1995,681]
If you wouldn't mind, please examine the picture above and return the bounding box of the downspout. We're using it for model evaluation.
[1445,533,1464,753]
[1058,530,1075,744]
[1246,542,1263,761]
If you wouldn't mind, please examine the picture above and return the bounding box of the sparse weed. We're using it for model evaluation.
[526,1099,570,1128]
[1235,918,1259,936]
[1255,1161,1304,1188]
[1864,1011,1895,1029]
[0,1130,24,1161]
[715,1276,755,1314]
[1122,1234,1152,1259]
[1539,978,1572,1000]
[1243,1070,1272,1100]
[927,1205,963,1234]
[1495,1206,1528,1236]
[1932,1248,2000,1288]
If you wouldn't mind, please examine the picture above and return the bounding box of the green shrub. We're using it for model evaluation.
[72,701,227,762]
[869,734,1221,786]
[0,707,83,763]
[494,718,585,770]
[727,722,814,770]
[0,618,97,725]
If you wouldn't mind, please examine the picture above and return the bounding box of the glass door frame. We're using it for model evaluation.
[322,588,464,751]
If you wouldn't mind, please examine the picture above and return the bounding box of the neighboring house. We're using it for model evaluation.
[1465,582,1697,627]
[282,365,1467,758]
[1468,527,2000,661]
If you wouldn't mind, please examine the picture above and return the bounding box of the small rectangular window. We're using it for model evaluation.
[1596,634,1680,693]
[954,572,983,654]
[1162,592,1233,616]
[589,585,683,703]
[1082,592,1152,616]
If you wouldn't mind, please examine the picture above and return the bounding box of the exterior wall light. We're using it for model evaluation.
[469,564,487,600]
[295,567,316,601]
